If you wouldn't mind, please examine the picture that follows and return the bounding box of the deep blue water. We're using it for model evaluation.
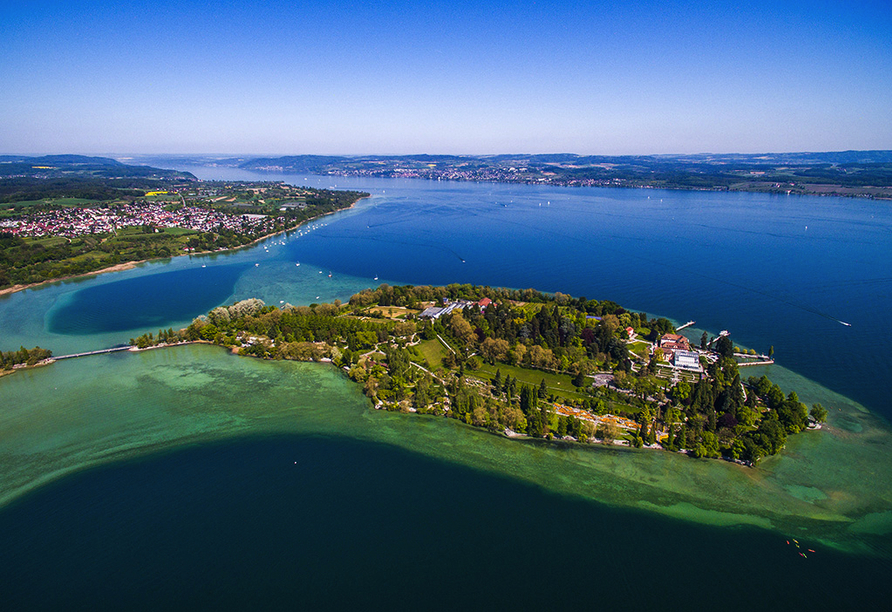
[6,171,890,415]
[302,182,888,418]
[2,435,888,611]
[49,264,250,334]
[2,171,891,609]
[66,169,889,418]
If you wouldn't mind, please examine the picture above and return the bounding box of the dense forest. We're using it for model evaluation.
[132,285,828,465]
[0,177,153,204]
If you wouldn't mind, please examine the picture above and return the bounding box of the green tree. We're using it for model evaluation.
[810,403,828,424]
[715,335,733,358]
[413,376,432,410]
[672,380,691,404]
[778,391,809,433]
[519,384,538,416]
[200,323,218,341]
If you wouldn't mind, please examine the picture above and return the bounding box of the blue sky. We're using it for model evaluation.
[2,0,890,155]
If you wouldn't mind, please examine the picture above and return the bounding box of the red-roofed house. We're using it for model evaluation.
[659,333,692,360]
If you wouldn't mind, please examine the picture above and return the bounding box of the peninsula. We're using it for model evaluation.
[0,156,368,292]
[130,285,828,464]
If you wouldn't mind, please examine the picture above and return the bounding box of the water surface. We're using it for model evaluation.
[1,173,891,608]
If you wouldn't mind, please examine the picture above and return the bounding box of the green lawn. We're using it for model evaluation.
[52,198,101,206]
[107,227,194,244]
[26,235,69,248]
[2,199,50,208]
[367,305,420,320]
[158,227,195,236]
[415,339,447,369]
[606,400,643,417]
[473,362,589,401]
[5,198,99,208]
[627,340,650,359]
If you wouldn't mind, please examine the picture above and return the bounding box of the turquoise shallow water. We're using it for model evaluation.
[1,174,891,607]
[0,346,890,609]
[4,344,888,543]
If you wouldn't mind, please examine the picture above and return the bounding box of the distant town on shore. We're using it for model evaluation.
[0,156,368,291]
[136,150,892,199]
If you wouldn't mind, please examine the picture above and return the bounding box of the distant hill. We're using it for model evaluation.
[29,152,889,199]
[237,151,892,171]
[232,151,892,197]
[0,156,197,204]
[0,155,195,180]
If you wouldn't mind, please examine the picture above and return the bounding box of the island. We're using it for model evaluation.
[0,156,369,292]
[129,284,829,465]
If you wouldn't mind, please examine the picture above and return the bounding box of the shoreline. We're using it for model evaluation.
[258,169,892,201]
[0,194,370,298]
[1,308,888,554]
[0,261,142,297]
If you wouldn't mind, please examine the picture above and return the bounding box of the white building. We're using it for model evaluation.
[673,349,700,370]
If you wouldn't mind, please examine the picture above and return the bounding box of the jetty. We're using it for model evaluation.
[677,320,695,331]
[53,346,131,360]
[737,359,775,367]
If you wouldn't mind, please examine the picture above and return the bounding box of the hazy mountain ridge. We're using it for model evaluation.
[0,156,194,180]
[227,151,892,197]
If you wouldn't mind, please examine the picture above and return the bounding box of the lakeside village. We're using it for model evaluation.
[125,284,830,466]
[0,181,357,240]
[0,182,367,290]
[0,201,275,240]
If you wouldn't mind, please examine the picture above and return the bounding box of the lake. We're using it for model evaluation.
[1,170,890,608]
